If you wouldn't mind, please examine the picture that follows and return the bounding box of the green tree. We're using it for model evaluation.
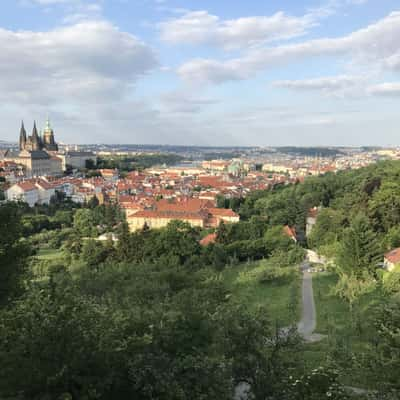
[81,239,111,270]
[0,204,32,303]
[384,226,400,250]
[335,213,381,307]
[308,208,346,249]
[369,182,400,232]
[369,297,400,395]
[336,213,381,279]
[87,195,100,209]
[73,209,96,237]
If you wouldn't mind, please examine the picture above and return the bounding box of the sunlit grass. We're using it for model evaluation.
[220,261,300,326]
[305,272,385,389]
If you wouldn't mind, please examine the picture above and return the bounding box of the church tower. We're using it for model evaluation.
[31,121,42,151]
[19,120,27,151]
[42,117,58,151]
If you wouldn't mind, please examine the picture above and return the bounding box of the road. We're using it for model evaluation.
[297,263,325,342]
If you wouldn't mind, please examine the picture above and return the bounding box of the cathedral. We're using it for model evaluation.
[16,119,62,177]
[19,118,59,152]
[1,119,95,178]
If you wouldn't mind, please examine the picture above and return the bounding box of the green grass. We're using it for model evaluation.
[31,248,66,280]
[304,272,385,389]
[35,248,64,261]
[220,261,301,326]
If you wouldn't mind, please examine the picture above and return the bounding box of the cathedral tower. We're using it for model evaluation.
[31,121,42,151]
[19,120,27,151]
[42,117,58,151]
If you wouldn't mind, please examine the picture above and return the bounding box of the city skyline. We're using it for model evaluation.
[1,0,400,146]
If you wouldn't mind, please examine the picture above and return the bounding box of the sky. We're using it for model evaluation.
[0,0,400,146]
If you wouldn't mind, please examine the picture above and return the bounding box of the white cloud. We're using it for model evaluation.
[347,0,368,4]
[21,0,103,23]
[272,75,367,97]
[385,52,400,71]
[34,0,71,3]
[368,82,400,96]
[159,0,369,50]
[0,21,157,105]
[160,10,315,50]
[22,0,79,5]
[178,11,400,84]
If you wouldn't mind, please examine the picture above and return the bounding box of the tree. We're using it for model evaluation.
[81,239,111,270]
[0,204,32,303]
[368,297,400,395]
[369,182,400,232]
[87,195,100,209]
[115,221,132,262]
[336,213,381,279]
[155,221,201,265]
[73,209,97,237]
[0,286,117,399]
[335,213,381,307]
[384,226,400,250]
[264,226,293,253]
[308,209,346,249]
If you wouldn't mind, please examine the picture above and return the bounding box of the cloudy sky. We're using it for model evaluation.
[1,0,400,146]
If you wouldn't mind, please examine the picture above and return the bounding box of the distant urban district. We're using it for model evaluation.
[2,121,400,399]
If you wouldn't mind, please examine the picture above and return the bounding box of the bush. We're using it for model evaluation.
[258,265,295,284]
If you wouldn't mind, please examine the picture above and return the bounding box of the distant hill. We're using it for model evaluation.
[276,146,345,157]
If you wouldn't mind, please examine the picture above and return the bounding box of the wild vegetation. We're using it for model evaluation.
[94,153,185,172]
[2,161,400,398]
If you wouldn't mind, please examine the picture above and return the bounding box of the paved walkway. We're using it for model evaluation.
[297,264,325,342]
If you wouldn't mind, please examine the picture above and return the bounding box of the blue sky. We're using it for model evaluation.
[0,0,400,146]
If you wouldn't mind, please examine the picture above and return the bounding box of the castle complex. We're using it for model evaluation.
[16,119,62,177]
[0,119,97,178]
[19,119,59,152]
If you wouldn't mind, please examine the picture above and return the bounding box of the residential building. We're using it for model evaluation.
[384,248,400,271]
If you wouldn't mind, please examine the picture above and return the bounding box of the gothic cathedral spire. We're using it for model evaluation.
[31,121,42,151]
[19,120,27,150]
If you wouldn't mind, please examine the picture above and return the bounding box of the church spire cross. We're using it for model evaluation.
[45,116,51,130]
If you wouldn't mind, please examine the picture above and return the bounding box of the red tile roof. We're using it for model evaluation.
[200,233,217,246]
[156,198,214,212]
[35,179,53,190]
[385,248,400,264]
[16,182,37,191]
[283,225,297,240]
[132,209,207,221]
[208,208,239,218]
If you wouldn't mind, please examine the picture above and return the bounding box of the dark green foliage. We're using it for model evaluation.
[81,239,114,269]
[277,147,344,157]
[5,160,400,398]
[308,208,346,249]
[87,195,100,209]
[95,153,184,172]
[285,365,349,400]
[216,195,244,211]
[0,203,32,303]
[369,297,400,395]
[384,226,400,250]
[73,204,122,238]
[0,263,300,400]
[336,213,382,279]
